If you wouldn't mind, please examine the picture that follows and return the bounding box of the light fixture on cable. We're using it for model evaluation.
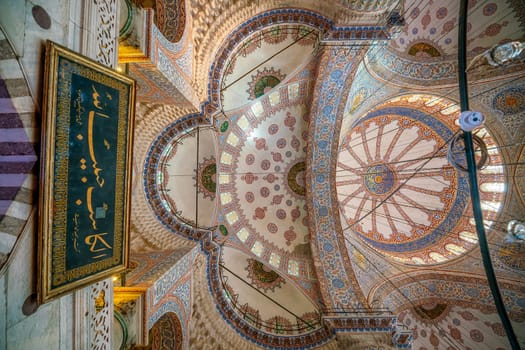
[448,111,489,172]
[467,41,525,71]
[505,220,525,243]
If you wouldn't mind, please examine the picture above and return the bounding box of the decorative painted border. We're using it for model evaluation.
[306,47,368,309]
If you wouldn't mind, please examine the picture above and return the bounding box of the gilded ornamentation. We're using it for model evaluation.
[408,42,442,57]
[194,156,217,200]
[498,243,525,270]
[286,161,306,197]
[413,303,450,323]
[89,280,112,349]
[247,67,286,100]
[94,0,118,67]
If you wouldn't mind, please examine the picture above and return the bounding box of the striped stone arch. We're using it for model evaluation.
[0,28,38,269]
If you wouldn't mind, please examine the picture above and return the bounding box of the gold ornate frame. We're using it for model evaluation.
[38,41,135,303]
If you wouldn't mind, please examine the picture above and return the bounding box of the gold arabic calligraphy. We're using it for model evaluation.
[75,84,114,259]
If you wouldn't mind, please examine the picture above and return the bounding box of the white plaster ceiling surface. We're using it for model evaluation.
[156,127,217,229]
[221,24,318,112]
[220,247,321,335]
[336,94,505,265]
[389,0,525,57]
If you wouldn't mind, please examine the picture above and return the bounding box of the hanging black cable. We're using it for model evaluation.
[219,263,317,330]
[195,126,200,228]
[221,28,316,93]
[457,1,520,348]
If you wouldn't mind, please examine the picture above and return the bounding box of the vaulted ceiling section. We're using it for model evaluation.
[126,0,525,349]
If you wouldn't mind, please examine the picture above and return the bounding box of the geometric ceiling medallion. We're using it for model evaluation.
[363,163,396,196]
[247,67,286,100]
[407,42,442,57]
[245,258,286,293]
[262,25,288,45]
[194,156,217,200]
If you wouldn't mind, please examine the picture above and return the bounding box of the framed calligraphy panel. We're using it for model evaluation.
[38,41,135,303]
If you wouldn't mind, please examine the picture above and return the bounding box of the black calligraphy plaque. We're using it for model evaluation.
[38,41,135,303]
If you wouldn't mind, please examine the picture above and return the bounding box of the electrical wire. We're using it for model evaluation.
[338,199,515,252]
[457,0,520,346]
[339,72,524,154]
[207,1,520,348]
[340,234,465,350]
[221,28,317,93]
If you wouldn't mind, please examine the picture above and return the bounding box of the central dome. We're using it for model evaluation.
[336,95,505,265]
